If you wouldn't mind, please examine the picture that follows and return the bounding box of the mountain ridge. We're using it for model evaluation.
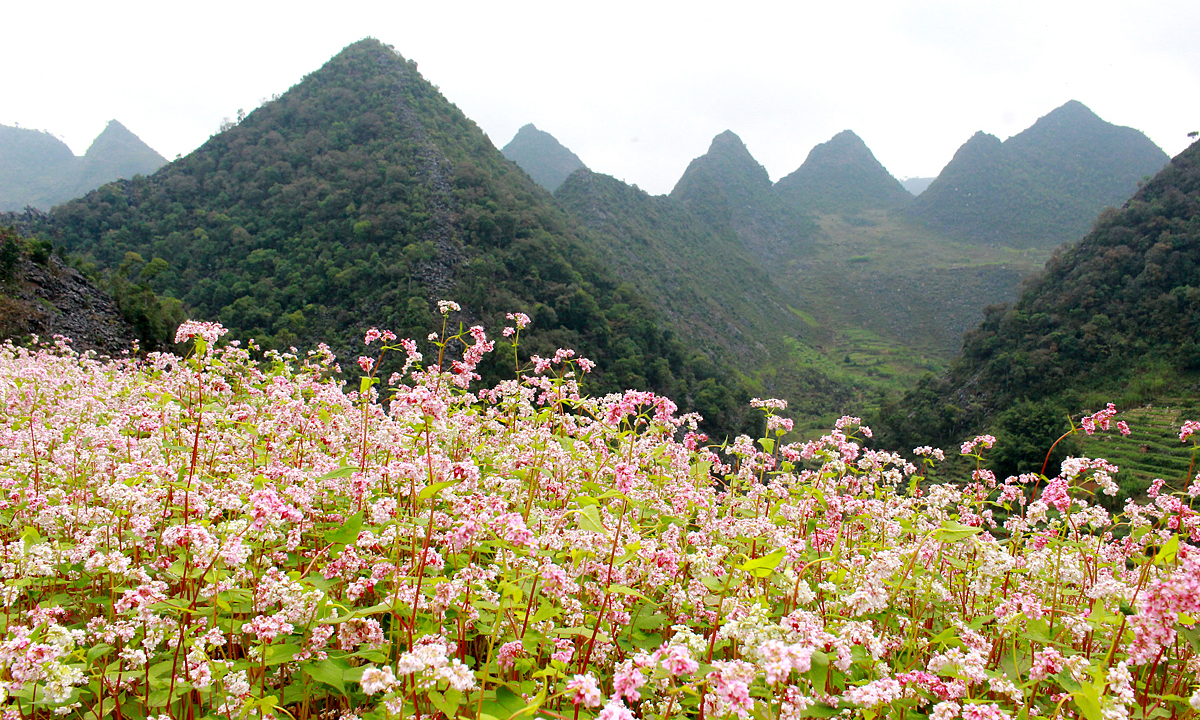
[774,129,913,213]
[907,100,1168,248]
[501,124,586,192]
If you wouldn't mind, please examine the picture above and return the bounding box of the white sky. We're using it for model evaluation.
[4,0,1198,196]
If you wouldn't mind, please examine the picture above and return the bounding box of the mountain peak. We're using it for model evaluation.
[774,129,911,212]
[502,124,586,192]
[671,131,771,201]
[909,104,1168,247]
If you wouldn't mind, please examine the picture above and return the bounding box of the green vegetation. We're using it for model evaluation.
[500,123,586,192]
[906,101,1169,248]
[879,138,1200,449]
[0,121,165,211]
[25,39,755,439]
[774,129,912,213]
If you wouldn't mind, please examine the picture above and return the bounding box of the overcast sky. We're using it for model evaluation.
[5,0,1198,195]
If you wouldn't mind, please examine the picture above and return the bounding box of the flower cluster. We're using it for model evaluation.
[0,320,1195,720]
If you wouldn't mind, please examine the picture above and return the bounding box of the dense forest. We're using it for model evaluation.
[22,39,760,438]
[880,137,1200,449]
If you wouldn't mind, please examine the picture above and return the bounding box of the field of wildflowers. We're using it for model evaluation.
[0,308,1198,720]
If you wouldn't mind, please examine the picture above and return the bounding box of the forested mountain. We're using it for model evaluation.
[501,124,586,192]
[76,120,168,196]
[907,101,1168,248]
[0,121,165,211]
[555,169,853,417]
[670,131,820,264]
[26,39,760,437]
[882,138,1200,447]
[774,130,912,213]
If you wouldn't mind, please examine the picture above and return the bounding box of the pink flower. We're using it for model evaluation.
[1181,420,1200,442]
[506,312,531,329]
[656,645,699,676]
[358,356,374,372]
[960,435,997,455]
[175,320,227,344]
[566,674,603,707]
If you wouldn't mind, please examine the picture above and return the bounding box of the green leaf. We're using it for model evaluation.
[608,584,648,600]
[576,505,606,534]
[315,466,362,482]
[429,689,463,718]
[738,548,786,578]
[304,658,348,695]
[419,479,459,501]
[325,512,363,545]
[1154,534,1180,565]
[936,520,984,543]
[264,643,301,666]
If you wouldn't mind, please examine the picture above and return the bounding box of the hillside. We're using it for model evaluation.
[0,121,165,211]
[501,123,586,192]
[27,39,761,437]
[670,131,820,265]
[907,101,1168,248]
[555,169,854,418]
[881,138,1200,456]
[76,120,168,195]
[774,130,912,213]
[0,224,140,354]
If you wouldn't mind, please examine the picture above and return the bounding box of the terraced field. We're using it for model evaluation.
[1076,401,1200,503]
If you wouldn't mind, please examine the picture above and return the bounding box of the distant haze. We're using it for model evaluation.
[3,0,1197,195]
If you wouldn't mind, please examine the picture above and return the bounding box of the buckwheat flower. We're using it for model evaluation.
[612,660,645,701]
[931,702,961,720]
[175,320,228,344]
[361,665,399,694]
[566,674,603,707]
[914,446,946,461]
[656,643,699,676]
[961,703,1012,720]
[577,356,595,373]
[435,658,476,691]
[844,677,903,706]
[751,398,788,409]
[1117,420,1131,436]
[1190,687,1200,711]
[960,435,997,455]
[437,300,460,315]
[598,699,636,720]
[506,312,531,329]
[498,640,524,669]
[1029,646,1064,681]
[357,356,374,373]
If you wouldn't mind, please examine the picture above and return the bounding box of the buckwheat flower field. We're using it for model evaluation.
[0,313,1197,720]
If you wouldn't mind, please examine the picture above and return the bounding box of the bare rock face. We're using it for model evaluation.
[0,254,137,356]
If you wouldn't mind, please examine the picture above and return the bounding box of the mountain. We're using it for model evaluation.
[29,39,759,437]
[0,126,79,211]
[901,177,934,196]
[774,130,912,213]
[501,124,586,192]
[670,130,819,264]
[555,169,853,417]
[0,121,166,211]
[76,120,167,196]
[908,101,1169,248]
[882,138,1200,451]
